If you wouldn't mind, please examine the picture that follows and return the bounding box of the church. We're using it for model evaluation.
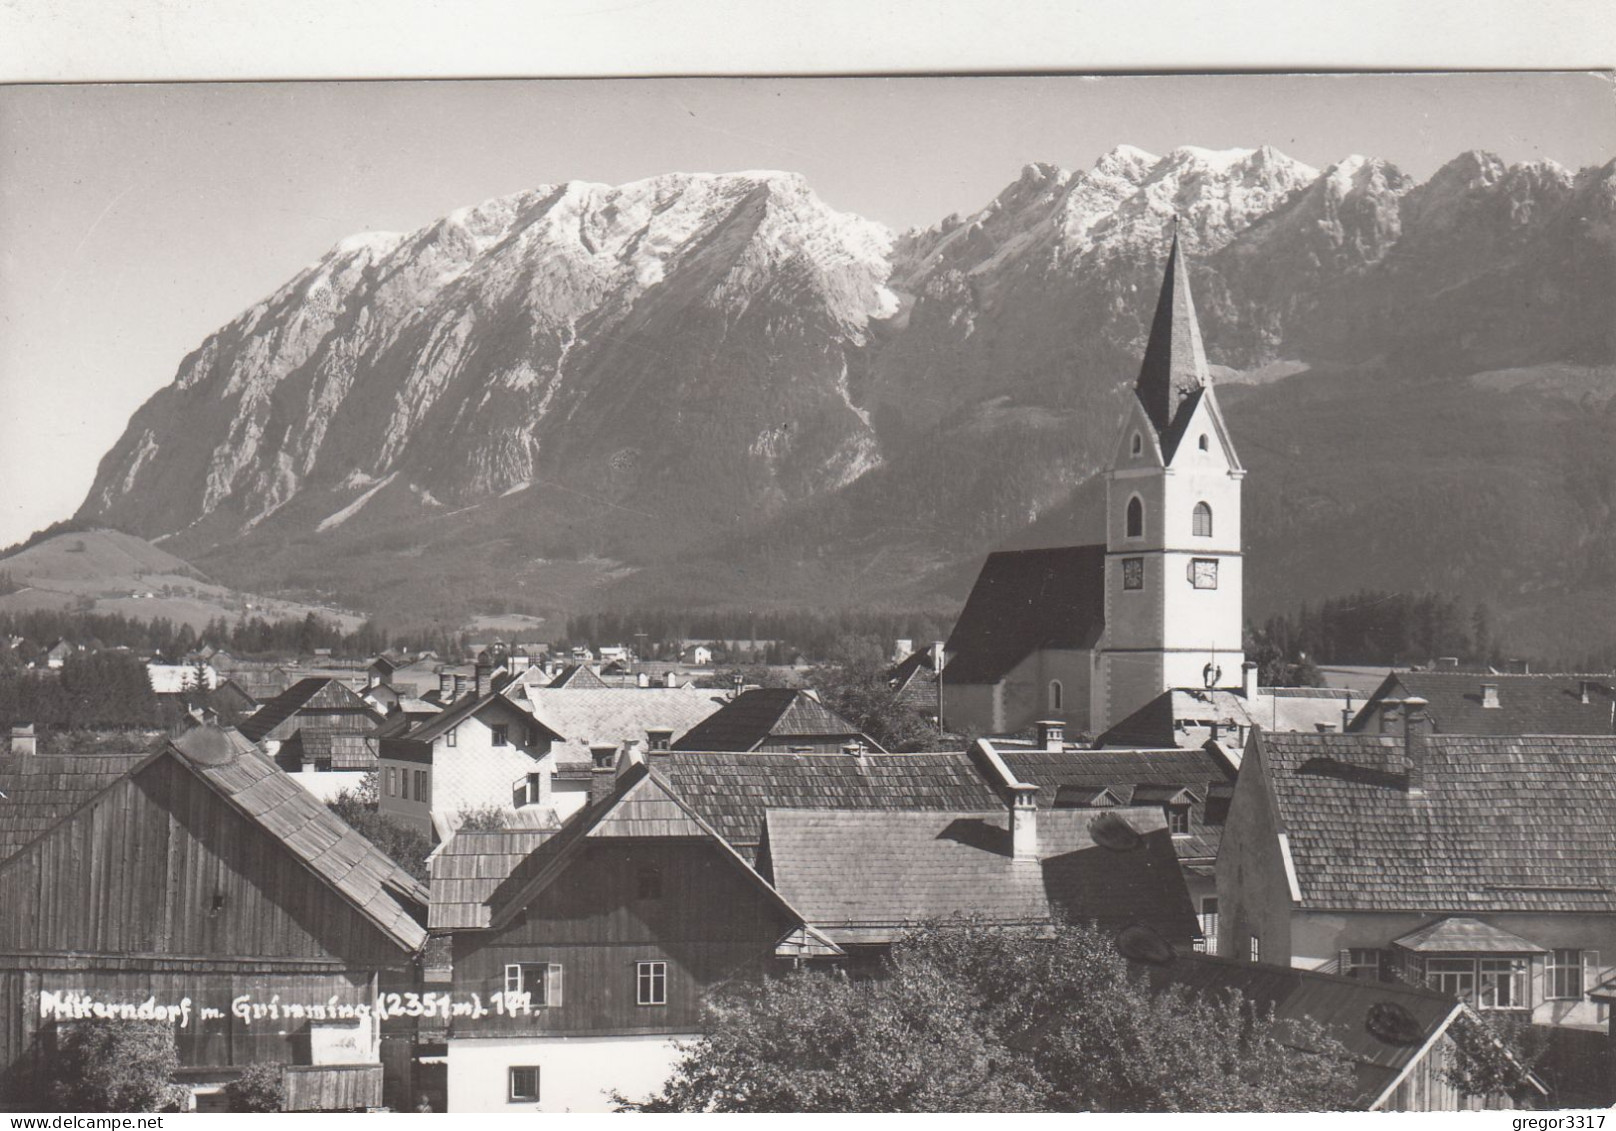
[941,233,1247,738]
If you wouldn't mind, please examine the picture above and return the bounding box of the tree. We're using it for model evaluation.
[223,1062,286,1112]
[620,919,1358,1113]
[1442,1010,1547,1104]
[41,1019,189,1112]
[326,786,433,883]
[806,636,941,753]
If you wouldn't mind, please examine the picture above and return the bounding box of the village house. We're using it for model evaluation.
[942,236,1246,738]
[428,761,839,1113]
[237,676,386,801]
[1097,671,1364,751]
[377,688,554,841]
[670,688,880,754]
[1216,714,1616,1038]
[1349,670,1616,736]
[0,726,427,1111]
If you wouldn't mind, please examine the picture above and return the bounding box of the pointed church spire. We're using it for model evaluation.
[1134,222,1211,435]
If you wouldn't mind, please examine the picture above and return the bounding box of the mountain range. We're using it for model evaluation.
[71,145,1616,660]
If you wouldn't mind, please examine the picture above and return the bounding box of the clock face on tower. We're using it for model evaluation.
[1122,557,1144,590]
[1189,558,1219,590]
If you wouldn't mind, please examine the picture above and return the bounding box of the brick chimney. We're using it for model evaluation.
[664,671,678,689]
[474,654,493,698]
[1580,680,1596,705]
[438,669,454,700]
[1341,692,1355,733]
[1035,720,1065,752]
[8,723,36,757]
[1241,661,1258,701]
[1403,696,1430,793]
[1480,682,1500,709]
[1010,783,1040,862]
[588,743,619,804]
[841,740,864,758]
[646,727,674,752]
[637,672,651,689]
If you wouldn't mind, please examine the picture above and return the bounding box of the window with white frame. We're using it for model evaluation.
[1426,958,1477,1003]
[1248,935,1260,963]
[1165,804,1190,836]
[1548,949,1585,1000]
[504,962,563,1007]
[637,960,668,1005]
[508,1066,540,1103]
[1193,501,1213,537]
[446,725,458,747]
[1479,958,1529,1010]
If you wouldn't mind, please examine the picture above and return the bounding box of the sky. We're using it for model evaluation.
[1,72,1613,547]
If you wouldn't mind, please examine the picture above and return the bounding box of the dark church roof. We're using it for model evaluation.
[943,545,1106,685]
[1134,229,1211,445]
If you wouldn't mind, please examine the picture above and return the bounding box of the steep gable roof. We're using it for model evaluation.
[478,764,838,955]
[943,545,1106,686]
[405,687,543,745]
[671,688,876,752]
[650,749,1002,859]
[1255,731,1616,912]
[763,806,1197,946]
[238,677,380,742]
[1134,229,1210,437]
[546,663,609,689]
[1352,670,1616,736]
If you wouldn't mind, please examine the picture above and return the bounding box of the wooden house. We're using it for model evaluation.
[429,762,837,1112]
[0,726,427,1110]
[238,677,384,770]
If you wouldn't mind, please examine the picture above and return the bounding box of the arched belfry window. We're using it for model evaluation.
[1198,433,1210,452]
[1193,502,1213,537]
[1131,432,1143,456]
[1126,496,1144,539]
[1049,680,1063,711]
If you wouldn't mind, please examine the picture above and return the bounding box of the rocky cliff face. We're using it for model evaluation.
[85,172,896,551]
[76,148,1616,646]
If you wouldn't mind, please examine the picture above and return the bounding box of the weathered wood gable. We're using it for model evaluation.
[0,752,408,969]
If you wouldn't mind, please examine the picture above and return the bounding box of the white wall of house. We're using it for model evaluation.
[379,710,553,837]
[446,1033,687,1113]
[286,770,369,803]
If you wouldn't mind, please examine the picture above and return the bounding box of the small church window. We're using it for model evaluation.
[1193,502,1213,537]
[1049,680,1063,711]
[1198,433,1209,452]
[1131,432,1143,456]
[1126,497,1144,539]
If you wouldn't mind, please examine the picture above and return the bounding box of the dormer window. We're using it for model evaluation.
[1165,804,1191,836]
[1126,496,1144,539]
[1193,502,1213,537]
[1131,432,1143,456]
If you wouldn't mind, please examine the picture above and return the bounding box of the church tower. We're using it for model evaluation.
[1092,230,1245,734]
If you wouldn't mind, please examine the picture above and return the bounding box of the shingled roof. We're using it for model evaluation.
[1251,731,1616,912]
[1350,670,1616,736]
[649,749,1002,860]
[525,686,724,757]
[0,751,150,862]
[992,744,1236,863]
[429,828,558,930]
[671,688,876,752]
[237,677,381,743]
[943,545,1106,686]
[761,806,1198,946]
